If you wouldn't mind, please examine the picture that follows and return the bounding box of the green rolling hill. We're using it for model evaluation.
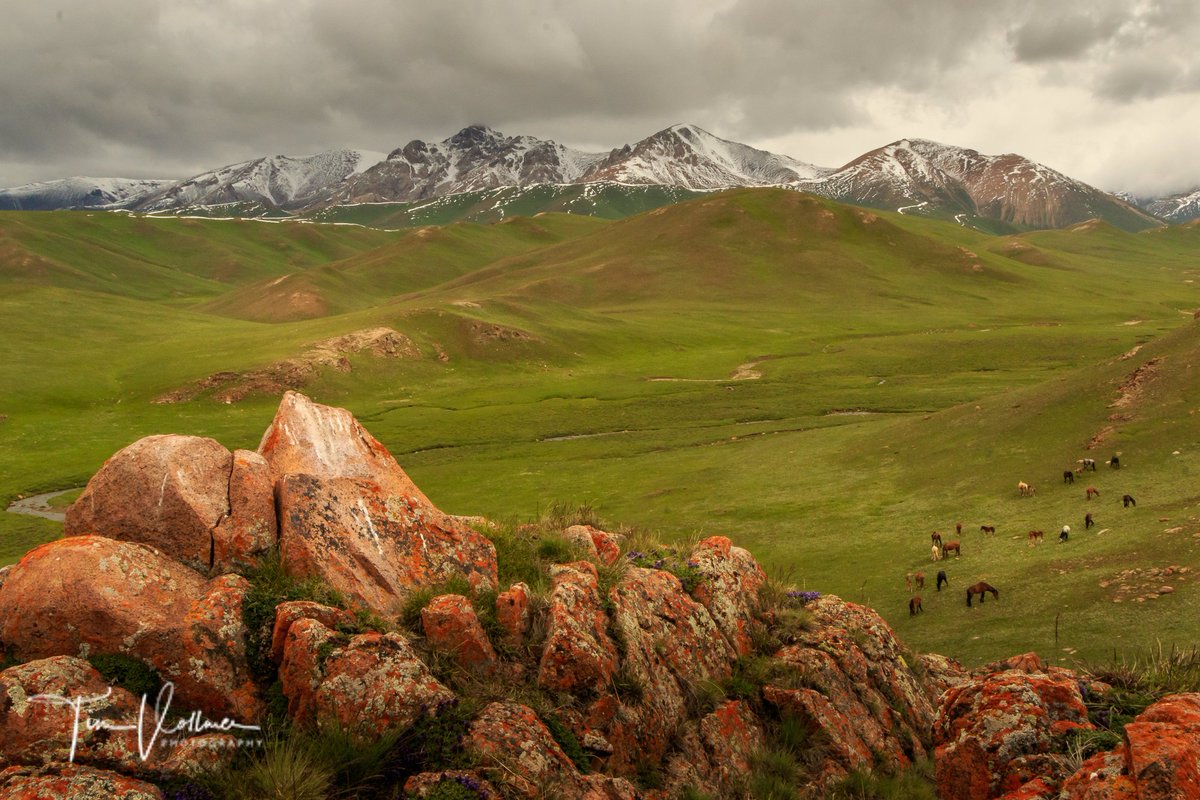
[1,188,1198,667]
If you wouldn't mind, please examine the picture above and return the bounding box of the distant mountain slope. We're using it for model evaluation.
[130,149,386,211]
[0,177,173,211]
[331,126,604,205]
[310,182,705,228]
[1122,188,1200,224]
[798,139,1162,231]
[0,126,1181,231]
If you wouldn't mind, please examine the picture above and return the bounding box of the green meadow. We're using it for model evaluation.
[2,189,1198,669]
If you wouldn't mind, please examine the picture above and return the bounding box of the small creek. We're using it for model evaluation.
[4,488,76,522]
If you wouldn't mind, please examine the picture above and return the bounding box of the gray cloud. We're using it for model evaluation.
[0,0,1197,196]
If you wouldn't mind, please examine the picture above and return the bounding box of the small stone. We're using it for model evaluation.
[1159,586,1175,595]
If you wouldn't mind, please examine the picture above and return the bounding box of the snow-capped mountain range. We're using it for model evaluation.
[1119,188,1200,225]
[0,177,174,211]
[0,125,1185,230]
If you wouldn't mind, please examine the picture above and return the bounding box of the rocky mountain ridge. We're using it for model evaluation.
[2,125,1174,231]
[0,392,1196,798]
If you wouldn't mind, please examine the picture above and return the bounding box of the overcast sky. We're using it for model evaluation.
[2,0,1198,196]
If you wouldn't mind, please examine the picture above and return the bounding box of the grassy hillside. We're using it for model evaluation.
[2,190,1198,670]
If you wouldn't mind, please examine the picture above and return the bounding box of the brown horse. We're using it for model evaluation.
[1085,512,1094,529]
[1027,529,1044,545]
[966,581,999,607]
[931,531,943,548]
[936,570,949,591]
[909,595,923,616]
[942,540,962,558]
[1123,494,1136,507]
[914,572,925,589]
[1086,486,1100,500]
[979,524,996,535]
[955,522,963,536]
[1063,470,1075,484]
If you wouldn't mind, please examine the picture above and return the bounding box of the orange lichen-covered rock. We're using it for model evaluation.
[279,618,454,739]
[64,434,232,572]
[421,594,498,674]
[211,449,277,573]
[562,525,622,566]
[687,535,766,656]
[597,566,736,773]
[258,390,443,518]
[933,663,1092,800]
[495,582,531,645]
[697,700,765,795]
[764,685,875,782]
[0,657,145,772]
[1121,693,1200,799]
[276,474,497,615]
[0,537,261,723]
[270,600,355,665]
[772,595,933,781]
[1059,751,1137,800]
[464,702,638,799]
[0,764,164,799]
[537,562,619,695]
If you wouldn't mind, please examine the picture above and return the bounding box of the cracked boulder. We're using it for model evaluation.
[263,392,498,613]
[64,434,234,573]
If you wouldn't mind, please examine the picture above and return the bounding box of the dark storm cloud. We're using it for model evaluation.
[0,0,1197,193]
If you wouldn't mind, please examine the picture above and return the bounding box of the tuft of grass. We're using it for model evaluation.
[541,711,590,773]
[1081,644,1200,739]
[239,549,347,686]
[203,733,333,800]
[827,759,938,800]
[744,744,805,800]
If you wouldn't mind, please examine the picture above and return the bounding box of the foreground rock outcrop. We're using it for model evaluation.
[0,536,261,721]
[4,391,1199,798]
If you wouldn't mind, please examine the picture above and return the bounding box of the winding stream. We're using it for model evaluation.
[4,488,76,522]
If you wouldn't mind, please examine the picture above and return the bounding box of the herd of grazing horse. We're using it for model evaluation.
[908,453,1133,616]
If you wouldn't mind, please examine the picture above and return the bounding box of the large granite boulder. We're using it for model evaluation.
[0,536,262,722]
[64,435,232,572]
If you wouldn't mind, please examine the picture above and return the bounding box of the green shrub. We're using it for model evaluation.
[827,760,937,800]
[87,653,162,699]
[541,711,590,773]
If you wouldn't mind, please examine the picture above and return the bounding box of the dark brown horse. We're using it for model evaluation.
[942,540,961,558]
[1085,512,1094,529]
[909,595,923,616]
[966,582,999,607]
[936,570,949,591]
[1063,470,1075,484]
[1123,494,1136,508]
[979,524,996,535]
[955,522,963,536]
[931,531,943,548]
[1027,529,1044,545]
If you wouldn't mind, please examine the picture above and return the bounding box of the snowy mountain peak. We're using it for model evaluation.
[583,124,827,190]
